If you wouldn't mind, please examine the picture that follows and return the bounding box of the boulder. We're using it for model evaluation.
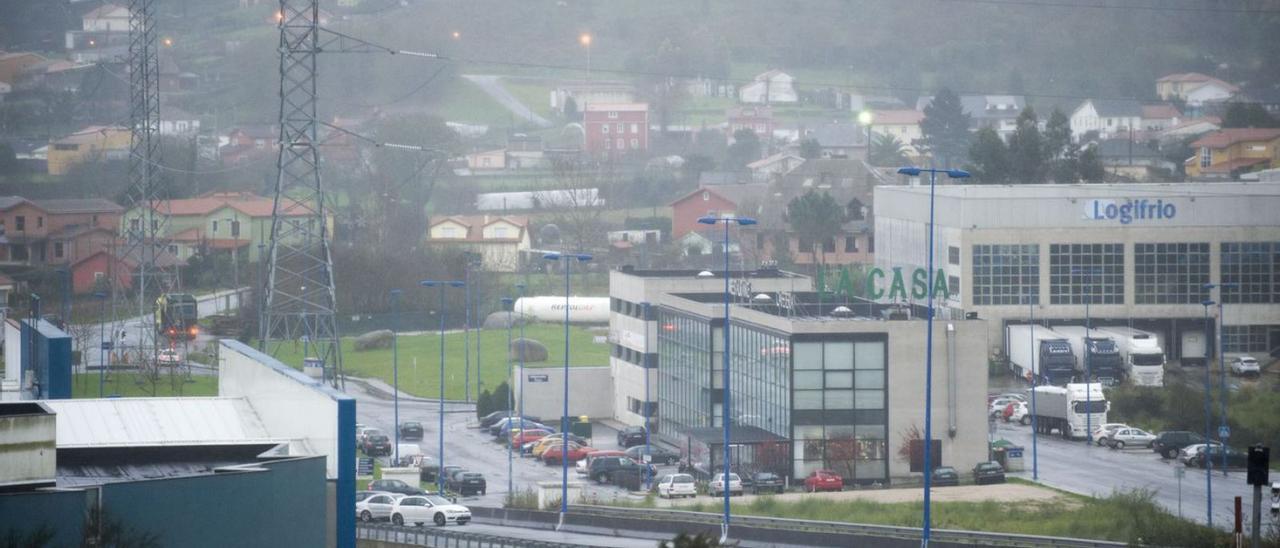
[510,338,548,362]
[483,311,526,329]
[353,329,395,351]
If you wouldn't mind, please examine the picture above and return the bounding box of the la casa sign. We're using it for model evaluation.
[818,266,951,300]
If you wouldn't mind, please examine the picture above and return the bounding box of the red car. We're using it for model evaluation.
[803,470,844,492]
[510,429,552,448]
[542,442,593,465]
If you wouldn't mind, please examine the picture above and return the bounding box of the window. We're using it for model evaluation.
[1049,243,1124,304]
[0,220,5,234]
[608,111,618,119]
[231,220,241,238]
[616,123,623,133]
[822,237,836,253]
[971,244,1039,305]
[94,272,105,281]
[602,124,609,134]
[630,139,638,149]
[15,216,24,231]
[948,275,960,298]
[844,236,858,253]
[130,219,139,231]
[948,246,960,265]
[36,217,42,228]
[604,139,611,149]
[631,123,639,133]
[1221,242,1280,303]
[1222,325,1275,353]
[1200,147,1211,168]
[617,138,624,150]
[53,143,78,151]
[1134,243,1209,304]
[212,220,219,233]
[53,242,63,258]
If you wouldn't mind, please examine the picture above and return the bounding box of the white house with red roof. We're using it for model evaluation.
[425,215,531,272]
[1156,73,1239,106]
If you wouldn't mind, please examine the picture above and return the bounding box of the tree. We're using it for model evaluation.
[351,115,459,250]
[726,129,760,169]
[1222,101,1280,128]
[563,96,579,121]
[965,128,1009,184]
[681,154,715,184]
[1007,107,1047,183]
[0,143,18,175]
[868,133,908,167]
[1078,144,1106,183]
[542,157,608,253]
[919,87,972,168]
[786,190,843,268]
[1044,108,1080,184]
[798,138,822,159]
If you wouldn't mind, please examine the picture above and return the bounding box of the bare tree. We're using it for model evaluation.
[539,158,608,253]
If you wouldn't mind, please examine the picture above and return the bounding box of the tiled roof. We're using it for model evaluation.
[1191,128,1280,149]
[1197,157,1270,174]
[149,193,310,218]
[33,198,123,214]
[871,109,924,125]
[428,214,528,243]
[1141,104,1182,120]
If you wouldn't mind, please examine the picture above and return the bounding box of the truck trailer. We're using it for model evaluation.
[1094,326,1165,386]
[1051,326,1125,386]
[1031,383,1109,440]
[1006,324,1077,386]
[512,296,610,324]
[1180,328,1208,367]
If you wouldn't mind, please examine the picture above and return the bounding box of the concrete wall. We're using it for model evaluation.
[0,403,55,489]
[512,365,612,421]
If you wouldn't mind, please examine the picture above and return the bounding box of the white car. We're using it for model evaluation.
[1105,427,1156,449]
[1230,356,1260,377]
[988,397,1018,418]
[657,474,697,499]
[1005,401,1030,425]
[157,348,182,366]
[708,472,743,497]
[1091,423,1129,446]
[391,494,471,527]
[356,492,402,522]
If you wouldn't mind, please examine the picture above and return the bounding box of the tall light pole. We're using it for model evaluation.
[501,296,515,498]
[543,251,592,531]
[696,214,757,544]
[421,278,465,494]
[516,283,526,421]
[390,288,402,464]
[895,166,969,548]
[464,262,472,403]
[579,32,592,144]
[642,301,653,490]
[1200,298,1215,527]
[95,291,108,397]
[1026,293,1038,481]
[1071,265,1102,444]
[1204,282,1236,476]
[858,110,873,164]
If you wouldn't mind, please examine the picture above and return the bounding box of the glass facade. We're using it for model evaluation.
[1223,324,1278,353]
[971,244,1039,305]
[1049,243,1124,304]
[1134,243,1210,304]
[791,337,888,484]
[1221,242,1280,304]
[656,311,712,438]
[728,324,790,439]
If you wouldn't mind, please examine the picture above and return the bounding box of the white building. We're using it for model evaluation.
[738,70,797,104]
[1070,99,1143,141]
[425,215,531,272]
[874,182,1280,363]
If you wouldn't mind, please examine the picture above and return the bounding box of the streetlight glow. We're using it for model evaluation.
[451,31,461,39]
[579,33,592,47]
[858,110,873,126]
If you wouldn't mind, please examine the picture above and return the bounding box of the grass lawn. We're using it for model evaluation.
[71,372,218,398]
[269,324,609,400]
[430,78,516,127]
[500,79,557,120]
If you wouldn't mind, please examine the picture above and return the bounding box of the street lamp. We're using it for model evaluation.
[95,292,108,397]
[642,301,653,490]
[464,262,472,404]
[543,251,592,531]
[501,296,515,499]
[1071,265,1103,445]
[1203,282,1236,476]
[1025,293,1038,481]
[696,214,757,544]
[580,32,592,117]
[420,278,465,494]
[1200,298,1215,527]
[858,110,873,163]
[516,283,527,421]
[894,166,969,548]
[390,288,402,465]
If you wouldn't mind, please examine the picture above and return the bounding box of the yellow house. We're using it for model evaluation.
[1186,128,1280,180]
[426,215,530,272]
[47,126,130,175]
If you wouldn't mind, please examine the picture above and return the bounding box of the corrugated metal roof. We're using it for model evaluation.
[44,398,282,448]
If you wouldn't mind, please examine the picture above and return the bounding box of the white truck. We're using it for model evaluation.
[1031,383,1109,440]
[1006,325,1078,386]
[1180,329,1208,367]
[1095,326,1166,386]
[1051,326,1125,386]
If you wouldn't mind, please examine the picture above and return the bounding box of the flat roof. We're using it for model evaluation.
[42,398,282,449]
[614,267,802,279]
[670,291,929,321]
[878,181,1280,200]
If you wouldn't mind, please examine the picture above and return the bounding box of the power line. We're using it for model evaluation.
[926,0,1280,15]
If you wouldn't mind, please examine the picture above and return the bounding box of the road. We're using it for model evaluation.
[461,74,553,128]
[996,419,1255,529]
[450,523,658,548]
[78,288,245,368]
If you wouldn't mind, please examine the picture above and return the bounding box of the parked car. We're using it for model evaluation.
[803,470,843,492]
[751,472,785,494]
[399,421,424,441]
[446,472,487,496]
[367,479,425,497]
[624,445,680,465]
[1105,427,1156,449]
[617,426,648,448]
[589,456,650,483]
[357,426,382,446]
[510,429,553,449]
[1187,445,1250,469]
[709,472,744,497]
[1092,423,1130,446]
[362,434,392,457]
[356,492,402,522]
[479,410,511,428]
[390,494,471,527]
[1179,442,1224,465]
[972,461,1006,485]
[1003,401,1030,425]
[608,466,647,491]
[157,348,182,367]
[493,418,552,439]
[988,397,1019,418]
[579,450,626,477]
[1152,431,1207,459]
[1230,356,1260,377]
[657,474,697,498]
[542,442,593,465]
[931,466,960,487]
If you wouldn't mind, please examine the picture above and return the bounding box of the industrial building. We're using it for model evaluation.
[875,182,1280,363]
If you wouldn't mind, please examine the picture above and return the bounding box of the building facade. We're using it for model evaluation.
[583,103,649,161]
[425,215,530,272]
[1185,128,1280,180]
[875,182,1280,362]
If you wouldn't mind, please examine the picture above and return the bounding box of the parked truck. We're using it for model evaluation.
[1031,383,1109,440]
[1006,324,1077,386]
[1095,326,1165,387]
[1051,326,1125,386]
[1180,329,1208,366]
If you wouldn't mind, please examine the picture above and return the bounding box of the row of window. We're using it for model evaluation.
[599,123,641,134]
[793,340,886,412]
[793,424,888,481]
[610,343,655,368]
[656,312,712,439]
[0,215,44,233]
[603,138,641,150]
[610,297,652,320]
[627,396,658,417]
[1222,325,1279,353]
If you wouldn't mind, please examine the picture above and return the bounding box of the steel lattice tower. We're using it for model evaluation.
[261,0,343,386]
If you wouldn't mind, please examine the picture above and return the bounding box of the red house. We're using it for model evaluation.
[70,250,134,294]
[583,103,649,161]
[669,187,743,240]
[727,106,773,141]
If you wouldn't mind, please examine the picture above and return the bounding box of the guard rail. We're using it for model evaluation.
[355,522,594,548]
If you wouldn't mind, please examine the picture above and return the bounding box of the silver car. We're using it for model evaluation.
[356,492,403,522]
[1105,427,1155,449]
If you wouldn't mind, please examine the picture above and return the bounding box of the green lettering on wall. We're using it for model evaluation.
[934,269,950,300]
[911,268,928,299]
[887,267,908,300]
[867,268,885,299]
[837,268,855,297]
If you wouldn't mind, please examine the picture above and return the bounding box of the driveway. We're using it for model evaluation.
[461,74,552,128]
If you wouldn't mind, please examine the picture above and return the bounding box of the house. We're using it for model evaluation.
[770,159,879,266]
[869,110,925,153]
[738,70,797,104]
[0,52,48,86]
[1092,139,1176,181]
[158,107,201,136]
[747,152,804,182]
[917,95,1025,139]
[69,251,134,295]
[698,170,752,187]
[804,120,869,159]
[1140,104,1182,132]
[505,132,544,169]
[669,186,767,240]
[1156,73,1238,106]
[0,197,123,266]
[1069,99,1144,141]
[727,106,774,141]
[65,4,130,61]
[425,215,530,272]
[550,80,636,113]
[220,126,277,165]
[81,3,129,32]
[1157,116,1221,143]
[607,229,661,247]
[122,192,322,263]
[47,126,130,175]
[466,149,507,170]
[1185,128,1280,180]
[582,103,649,161]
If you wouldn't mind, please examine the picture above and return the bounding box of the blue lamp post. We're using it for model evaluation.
[1203,282,1236,476]
[543,251,592,531]
[420,279,465,494]
[516,283,526,421]
[95,291,108,397]
[1070,265,1103,444]
[1026,293,1038,481]
[642,301,652,490]
[696,214,757,544]
[390,288,403,464]
[1200,298,1215,527]
[501,296,515,498]
[895,166,969,548]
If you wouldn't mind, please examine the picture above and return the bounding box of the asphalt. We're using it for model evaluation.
[79,288,245,368]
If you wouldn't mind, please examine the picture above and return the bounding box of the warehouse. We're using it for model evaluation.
[874,182,1280,363]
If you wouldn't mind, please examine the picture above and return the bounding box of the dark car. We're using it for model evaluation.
[617,426,648,448]
[362,434,392,457]
[447,471,487,496]
[367,479,425,496]
[751,472,785,494]
[931,466,960,487]
[478,411,510,428]
[1188,446,1249,469]
[399,421,424,441]
[1152,431,1207,459]
[420,464,462,484]
[972,462,1006,485]
[590,456,654,484]
[624,444,680,465]
[608,467,647,491]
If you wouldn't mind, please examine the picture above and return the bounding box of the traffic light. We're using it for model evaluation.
[1247,445,1269,486]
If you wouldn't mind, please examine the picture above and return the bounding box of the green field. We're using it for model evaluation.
[270,324,609,400]
[430,78,517,127]
[71,372,218,398]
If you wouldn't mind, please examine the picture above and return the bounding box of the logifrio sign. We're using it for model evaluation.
[1084,198,1177,225]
